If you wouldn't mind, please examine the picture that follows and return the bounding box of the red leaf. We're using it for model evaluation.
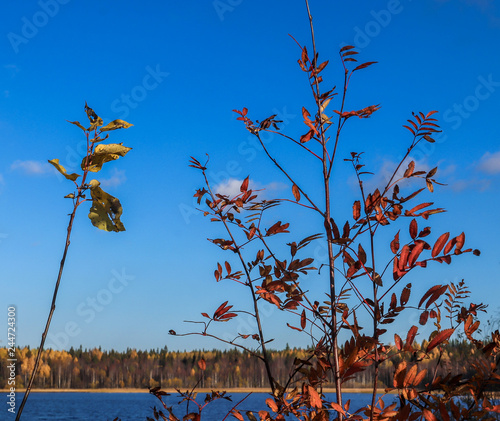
[266,398,278,413]
[300,129,314,143]
[292,184,301,202]
[406,325,418,348]
[419,284,444,308]
[409,219,418,239]
[399,245,410,270]
[308,385,322,409]
[201,312,211,319]
[353,200,361,220]
[395,333,403,351]
[214,301,231,318]
[198,358,206,371]
[422,408,438,421]
[240,176,249,192]
[401,284,411,306]
[443,237,456,255]
[231,409,244,421]
[287,323,302,332]
[353,61,377,72]
[300,309,306,329]
[432,232,450,257]
[455,232,465,253]
[331,402,345,415]
[419,311,429,325]
[390,231,400,254]
[426,328,454,353]
[408,241,425,267]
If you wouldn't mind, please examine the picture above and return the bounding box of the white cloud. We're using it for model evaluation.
[100,168,127,188]
[450,178,491,192]
[214,178,287,198]
[477,151,500,174]
[3,64,20,78]
[11,160,53,175]
[215,178,244,197]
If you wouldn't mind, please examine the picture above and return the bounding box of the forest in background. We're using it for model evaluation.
[1,341,494,391]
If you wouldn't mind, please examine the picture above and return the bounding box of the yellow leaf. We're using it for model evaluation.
[48,159,80,181]
[81,143,132,172]
[88,184,125,232]
[100,119,134,132]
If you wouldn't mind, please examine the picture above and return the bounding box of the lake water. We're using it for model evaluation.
[7,392,396,420]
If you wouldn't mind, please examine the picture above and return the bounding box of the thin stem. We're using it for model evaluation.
[16,130,94,420]
[201,169,276,396]
[304,0,343,417]
[15,202,79,421]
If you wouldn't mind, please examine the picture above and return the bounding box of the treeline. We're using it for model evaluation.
[0,340,491,390]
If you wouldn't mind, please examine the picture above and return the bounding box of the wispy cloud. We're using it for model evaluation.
[450,178,491,192]
[11,160,53,175]
[100,168,127,188]
[215,178,287,198]
[477,150,500,174]
[3,64,20,78]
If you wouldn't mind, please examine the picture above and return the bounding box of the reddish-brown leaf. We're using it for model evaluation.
[292,184,301,202]
[258,411,270,421]
[399,245,410,270]
[394,333,403,351]
[426,328,454,353]
[330,218,340,239]
[300,129,315,143]
[300,309,306,330]
[353,200,361,220]
[413,368,427,386]
[455,232,465,253]
[331,402,345,415]
[266,398,278,413]
[403,364,418,387]
[308,385,322,409]
[231,409,244,421]
[439,403,451,421]
[401,284,411,306]
[240,176,249,192]
[406,325,418,347]
[432,232,450,257]
[198,358,206,371]
[353,61,377,72]
[409,219,418,239]
[390,231,400,254]
[422,409,438,421]
[419,311,429,325]
[419,284,443,307]
[214,301,229,318]
[408,241,425,267]
[201,312,210,319]
[287,323,302,332]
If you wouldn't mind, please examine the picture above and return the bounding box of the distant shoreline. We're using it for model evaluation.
[1,387,382,394]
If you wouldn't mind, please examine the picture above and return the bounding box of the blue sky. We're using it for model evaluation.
[1,0,499,352]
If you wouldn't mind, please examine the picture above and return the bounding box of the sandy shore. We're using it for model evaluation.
[1,387,383,394]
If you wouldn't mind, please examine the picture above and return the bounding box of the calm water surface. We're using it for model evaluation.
[9,392,396,420]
